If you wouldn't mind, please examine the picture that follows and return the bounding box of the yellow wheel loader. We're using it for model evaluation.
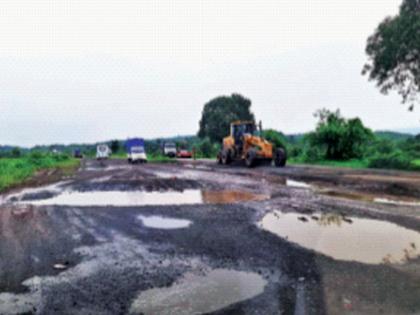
[217,121,287,168]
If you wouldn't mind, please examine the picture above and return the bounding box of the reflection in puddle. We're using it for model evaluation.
[138,215,192,229]
[286,179,311,189]
[129,269,266,315]
[260,211,420,264]
[319,189,420,207]
[374,198,420,207]
[20,189,267,206]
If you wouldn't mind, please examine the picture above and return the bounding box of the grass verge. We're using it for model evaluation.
[0,154,80,192]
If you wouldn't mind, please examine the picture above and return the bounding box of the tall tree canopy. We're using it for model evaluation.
[363,0,420,109]
[198,94,255,143]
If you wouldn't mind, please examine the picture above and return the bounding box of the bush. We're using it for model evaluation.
[301,144,326,163]
[261,129,287,151]
[368,151,414,170]
[196,138,219,158]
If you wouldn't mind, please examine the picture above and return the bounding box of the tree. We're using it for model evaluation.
[363,0,420,109]
[307,109,373,160]
[11,147,21,158]
[261,129,287,150]
[110,140,120,153]
[198,93,255,143]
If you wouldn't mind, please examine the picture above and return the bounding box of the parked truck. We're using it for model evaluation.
[96,144,111,160]
[162,142,177,158]
[126,138,147,163]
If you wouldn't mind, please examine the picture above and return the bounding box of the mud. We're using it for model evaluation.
[1,159,420,314]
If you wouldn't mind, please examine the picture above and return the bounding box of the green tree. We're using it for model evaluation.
[110,140,120,153]
[363,0,420,109]
[198,93,255,143]
[11,147,21,158]
[261,129,287,150]
[197,137,217,158]
[307,109,373,160]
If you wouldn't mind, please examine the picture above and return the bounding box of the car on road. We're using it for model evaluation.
[96,144,111,160]
[163,142,177,158]
[177,149,192,158]
[126,138,147,163]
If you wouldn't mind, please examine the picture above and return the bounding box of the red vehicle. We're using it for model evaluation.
[177,149,192,158]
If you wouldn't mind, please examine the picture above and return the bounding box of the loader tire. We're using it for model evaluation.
[274,148,287,167]
[221,150,231,165]
[245,149,257,168]
[217,152,223,164]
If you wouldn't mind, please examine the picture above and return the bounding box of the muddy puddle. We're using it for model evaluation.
[260,211,420,264]
[286,179,311,189]
[138,215,192,229]
[19,189,267,206]
[319,189,420,207]
[129,268,266,315]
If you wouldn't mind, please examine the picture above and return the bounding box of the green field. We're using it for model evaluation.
[0,154,80,192]
[289,158,369,169]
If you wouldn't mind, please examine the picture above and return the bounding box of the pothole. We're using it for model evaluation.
[129,268,267,315]
[260,211,420,264]
[18,189,268,206]
[319,189,420,207]
[286,179,311,189]
[138,215,192,229]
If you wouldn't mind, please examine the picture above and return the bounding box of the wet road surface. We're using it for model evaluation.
[1,159,420,314]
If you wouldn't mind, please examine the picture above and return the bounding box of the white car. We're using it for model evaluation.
[128,146,147,163]
[96,144,111,160]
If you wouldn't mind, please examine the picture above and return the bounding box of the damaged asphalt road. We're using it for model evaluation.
[2,160,420,314]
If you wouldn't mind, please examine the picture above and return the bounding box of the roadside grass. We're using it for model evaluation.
[0,154,79,192]
[289,158,370,169]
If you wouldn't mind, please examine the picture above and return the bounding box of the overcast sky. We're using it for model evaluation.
[0,0,414,146]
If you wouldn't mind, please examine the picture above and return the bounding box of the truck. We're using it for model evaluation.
[162,142,177,158]
[96,144,111,160]
[125,138,147,163]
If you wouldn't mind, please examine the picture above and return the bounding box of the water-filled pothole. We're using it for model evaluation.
[319,189,420,207]
[286,179,311,189]
[20,189,267,206]
[260,211,420,264]
[138,215,192,229]
[129,268,267,315]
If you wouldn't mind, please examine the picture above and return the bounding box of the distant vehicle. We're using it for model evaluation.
[163,142,177,158]
[126,138,147,163]
[73,149,83,159]
[177,149,192,159]
[96,144,111,160]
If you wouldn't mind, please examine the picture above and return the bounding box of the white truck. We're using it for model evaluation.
[163,142,177,158]
[96,144,111,160]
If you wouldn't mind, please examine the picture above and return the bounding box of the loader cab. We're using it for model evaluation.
[231,121,255,138]
[231,121,255,152]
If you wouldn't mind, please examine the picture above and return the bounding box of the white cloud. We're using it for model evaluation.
[0,0,409,146]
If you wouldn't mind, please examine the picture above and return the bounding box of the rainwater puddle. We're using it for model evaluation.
[260,211,420,264]
[20,189,267,206]
[129,268,266,315]
[374,198,420,207]
[286,179,311,189]
[138,215,192,229]
[319,189,420,207]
